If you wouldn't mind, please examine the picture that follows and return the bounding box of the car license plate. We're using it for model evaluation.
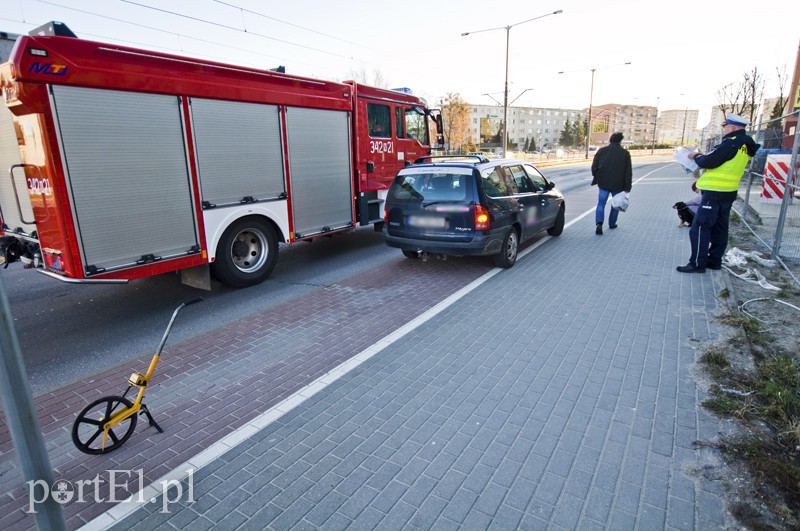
[408,215,446,229]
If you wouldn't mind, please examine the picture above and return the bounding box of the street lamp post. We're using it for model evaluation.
[558,62,631,159]
[586,68,596,159]
[651,96,660,154]
[462,9,563,158]
[680,106,689,147]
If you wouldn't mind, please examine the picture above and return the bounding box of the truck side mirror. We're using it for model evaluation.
[435,113,444,150]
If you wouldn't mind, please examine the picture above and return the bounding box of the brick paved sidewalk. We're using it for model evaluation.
[88,168,730,529]
[0,246,494,529]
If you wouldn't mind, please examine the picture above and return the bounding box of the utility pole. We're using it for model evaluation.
[651,96,659,154]
[0,278,66,529]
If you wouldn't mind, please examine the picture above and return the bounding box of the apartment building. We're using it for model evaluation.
[467,102,658,150]
[467,104,583,151]
[589,104,657,145]
[656,108,700,144]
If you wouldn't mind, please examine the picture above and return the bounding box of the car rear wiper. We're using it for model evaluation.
[422,200,460,207]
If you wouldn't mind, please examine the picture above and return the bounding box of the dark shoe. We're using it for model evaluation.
[595,223,603,235]
[707,264,722,270]
[676,264,706,273]
[609,224,618,229]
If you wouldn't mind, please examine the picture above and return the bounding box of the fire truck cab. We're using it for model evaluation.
[0,24,443,288]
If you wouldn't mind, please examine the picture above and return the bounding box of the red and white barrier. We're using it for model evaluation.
[760,154,791,204]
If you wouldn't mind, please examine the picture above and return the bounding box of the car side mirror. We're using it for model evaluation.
[546,181,555,191]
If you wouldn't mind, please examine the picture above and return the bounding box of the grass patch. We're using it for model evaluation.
[756,356,800,425]
[782,420,800,447]
[703,395,742,416]
[776,283,800,298]
[702,347,730,367]
[720,314,769,346]
[718,287,730,298]
[701,347,730,378]
[724,439,800,519]
[730,210,741,224]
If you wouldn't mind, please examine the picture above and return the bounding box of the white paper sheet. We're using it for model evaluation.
[674,147,699,173]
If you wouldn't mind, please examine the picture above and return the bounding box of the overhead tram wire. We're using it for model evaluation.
[15,0,315,68]
[26,0,434,86]
[131,0,432,82]
[212,0,357,47]
[211,0,409,65]
[120,0,355,61]
[6,21,290,71]
[26,1,334,71]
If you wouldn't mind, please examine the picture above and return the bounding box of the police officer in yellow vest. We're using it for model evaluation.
[677,112,760,273]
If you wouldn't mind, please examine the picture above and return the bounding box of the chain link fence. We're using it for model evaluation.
[706,111,800,283]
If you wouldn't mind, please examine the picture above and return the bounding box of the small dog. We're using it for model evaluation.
[672,201,694,227]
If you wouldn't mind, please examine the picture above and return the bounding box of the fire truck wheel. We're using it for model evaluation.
[212,218,279,288]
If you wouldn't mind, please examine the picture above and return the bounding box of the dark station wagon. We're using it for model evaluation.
[382,155,565,268]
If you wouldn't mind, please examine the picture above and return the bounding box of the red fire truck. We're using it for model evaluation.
[0,24,442,288]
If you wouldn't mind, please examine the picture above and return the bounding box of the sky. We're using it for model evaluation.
[2,0,798,127]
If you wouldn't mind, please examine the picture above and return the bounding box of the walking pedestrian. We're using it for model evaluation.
[676,112,760,273]
[590,132,632,235]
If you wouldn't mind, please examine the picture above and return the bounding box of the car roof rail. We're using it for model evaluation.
[413,154,489,164]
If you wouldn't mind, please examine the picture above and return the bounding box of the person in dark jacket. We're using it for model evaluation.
[676,112,760,273]
[590,132,632,235]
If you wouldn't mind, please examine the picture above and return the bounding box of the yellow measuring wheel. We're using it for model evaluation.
[71,298,203,454]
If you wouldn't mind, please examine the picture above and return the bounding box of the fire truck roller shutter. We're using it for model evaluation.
[285,107,353,237]
[0,104,33,233]
[50,85,199,273]
[189,98,285,205]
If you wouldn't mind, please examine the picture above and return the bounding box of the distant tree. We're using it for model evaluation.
[716,66,764,126]
[770,65,790,120]
[346,66,389,88]
[559,119,575,147]
[575,117,587,147]
[438,93,470,153]
[490,121,504,145]
[507,131,518,151]
[530,137,537,151]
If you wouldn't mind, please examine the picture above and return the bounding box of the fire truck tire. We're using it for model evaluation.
[211,218,279,288]
[72,395,137,454]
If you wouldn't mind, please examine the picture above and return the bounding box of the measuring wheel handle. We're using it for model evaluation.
[71,298,203,454]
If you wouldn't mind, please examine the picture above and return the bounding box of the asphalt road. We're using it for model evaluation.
[1,157,672,396]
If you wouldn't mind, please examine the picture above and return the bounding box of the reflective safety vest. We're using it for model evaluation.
[697,138,751,192]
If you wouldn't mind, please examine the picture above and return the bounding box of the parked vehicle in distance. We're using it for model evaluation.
[382,155,565,268]
[466,151,498,159]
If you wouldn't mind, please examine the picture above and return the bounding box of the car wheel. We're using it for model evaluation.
[211,218,279,288]
[402,250,420,259]
[547,206,565,236]
[494,228,519,268]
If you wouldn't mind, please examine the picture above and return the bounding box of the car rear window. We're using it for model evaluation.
[390,169,470,202]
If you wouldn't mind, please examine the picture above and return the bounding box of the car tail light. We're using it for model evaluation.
[474,205,490,231]
[383,208,388,222]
